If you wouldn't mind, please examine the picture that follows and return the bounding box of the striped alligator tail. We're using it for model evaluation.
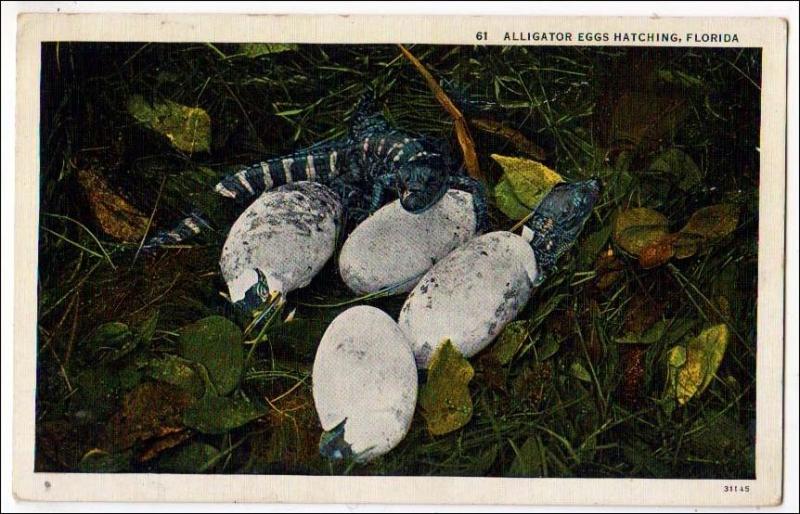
[214,143,349,202]
[142,208,211,253]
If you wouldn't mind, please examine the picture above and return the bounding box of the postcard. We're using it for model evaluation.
[13,12,788,506]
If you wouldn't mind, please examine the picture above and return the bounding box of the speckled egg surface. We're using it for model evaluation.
[339,190,477,295]
[312,305,418,462]
[219,182,342,302]
[398,231,539,368]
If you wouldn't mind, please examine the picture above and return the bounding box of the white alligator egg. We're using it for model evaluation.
[312,306,418,462]
[398,231,539,368]
[220,182,342,302]
[339,190,477,295]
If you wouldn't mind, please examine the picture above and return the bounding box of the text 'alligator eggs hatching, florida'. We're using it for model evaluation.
[398,231,539,368]
[339,190,477,295]
[220,181,342,302]
[312,305,418,462]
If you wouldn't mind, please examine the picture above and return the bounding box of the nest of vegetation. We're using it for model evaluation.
[37,42,760,478]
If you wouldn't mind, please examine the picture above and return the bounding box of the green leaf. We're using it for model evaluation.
[128,95,211,153]
[665,324,730,405]
[418,340,475,436]
[491,154,564,209]
[78,449,131,473]
[71,366,123,420]
[178,316,244,395]
[85,322,137,362]
[136,310,159,346]
[613,208,670,256]
[493,321,528,365]
[145,354,206,399]
[158,443,220,473]
[508,436,545,477]
[569,361,592,382]
[182,394,267,434]
[680,204,740,240]
[649,148,702,191]
[493,178,533,220]
[537,333,561,361]
[673,204,739,259]
[615,319,668,344]
[238,43,298,58]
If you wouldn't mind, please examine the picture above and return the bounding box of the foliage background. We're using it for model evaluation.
[36,43,760,477]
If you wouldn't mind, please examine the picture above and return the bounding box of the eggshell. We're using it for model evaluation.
[312,306,418,462]
[339,190,477,295]
[220,182,342,302]
[398,231,539,368]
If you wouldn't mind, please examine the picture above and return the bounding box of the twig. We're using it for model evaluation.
[63,292,81,370]
[132,175,167,265]
[397,44,483,181]
[470,117,546,160]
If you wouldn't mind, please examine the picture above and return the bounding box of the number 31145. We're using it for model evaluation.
[723,485,751,493]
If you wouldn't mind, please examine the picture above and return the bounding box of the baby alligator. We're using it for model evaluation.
[213,96,489,229]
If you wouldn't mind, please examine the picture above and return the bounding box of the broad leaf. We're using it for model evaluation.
[418,340,474,436]
[145,354,206,399]
[613,208,669,256]
[182,394,267,434]
[491,154,563,209]
[128,95,211,153]
[178,316,244,395]
[649,148,702,191]
[76,168,149,242]
[493,321,528,365]
[680,204,740,240]
[570,361,592,383]
[158,443,221,473]
[493,178,533,220]
[665,324,730,405]
[508,436,545,477]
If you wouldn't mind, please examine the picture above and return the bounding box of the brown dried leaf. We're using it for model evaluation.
[511,361,553,409]
[102,381,193,452]
[619,346,647,408]
[623,296,665,335]
[76,168,148,242]
[138,429,192,462]
[638,233,677,269]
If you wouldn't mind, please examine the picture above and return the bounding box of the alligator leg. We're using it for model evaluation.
[368,173,398,214]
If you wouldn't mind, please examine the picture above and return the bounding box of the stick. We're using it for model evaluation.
[397,44,483,181]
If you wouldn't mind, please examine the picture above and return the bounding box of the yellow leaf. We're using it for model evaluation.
[418,340,474,436]
[239,43,298,57]
[493,178,532,220]
[491,154,563,209]
[128,95,211,153]
[665,324,730,406]
[613,208,670,256]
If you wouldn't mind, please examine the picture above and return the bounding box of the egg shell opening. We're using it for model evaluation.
[220,182,342,302]
[398,231,539,368]
[312,305,418,462]
[339,190,477,295]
